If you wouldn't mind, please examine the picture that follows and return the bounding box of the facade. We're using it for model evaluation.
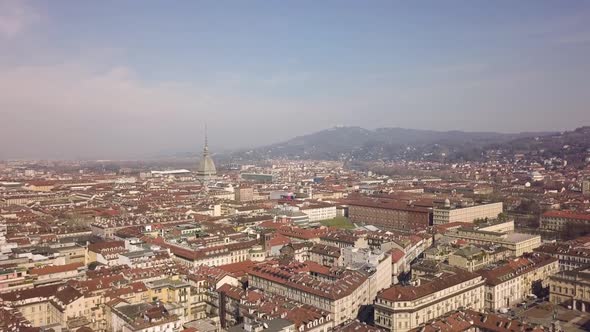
[433,202,503,225]
[319,231,367,249]
[347,200,431,231]
[478,254,559,311]
[309,244,342,267]
[28,262,84,283]
[447,245,512,272]
[235,186,254,202]
[109,302,183,332]
[583,179,590,196]
[549,265,590,312]
[406,309,543,332]
[300,203,337,223]
[540,210,590,232]
[240,173,275,183]
[534,243,590,271]
[444,228,541,257]
[374,270,485,332]
[151,237,258,268]
[248,261,371,325]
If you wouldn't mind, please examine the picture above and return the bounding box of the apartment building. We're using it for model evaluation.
[347,199,431,231]
[309,244,342,267]
[248,261,371,325]
[540,210,590,232]
[235,186,254,202]
[478,254,558,311]
[447,245,512,272]
[0,284,62,328]
[108,302,183,332]
[549,265,590,312]
[319,230,368,249]
[444,228,541,256]
[300,203,337,222]
[147,237,258,268]
[534,243,590,271]
[374,269,485,332]
[407,309,543,332]
[433,202,503,225]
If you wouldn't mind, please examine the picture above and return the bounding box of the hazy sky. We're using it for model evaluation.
[1,0,589,159]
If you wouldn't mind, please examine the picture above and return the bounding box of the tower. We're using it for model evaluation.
[195,125,217,181]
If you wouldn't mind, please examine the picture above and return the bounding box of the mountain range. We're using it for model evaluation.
[226,126,590,164]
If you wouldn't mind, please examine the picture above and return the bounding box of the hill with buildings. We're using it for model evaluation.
[229,126,562,162]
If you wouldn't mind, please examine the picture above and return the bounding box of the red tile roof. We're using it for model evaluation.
[29,262,84,276]
[542,210,590,221]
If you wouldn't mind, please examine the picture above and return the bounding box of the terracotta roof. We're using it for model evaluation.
[542,210,590,221]
[29,262,84,276]
[390,249,405,264]
[408,309,544,332]
[249,261,367,300]
[88,240,125,252]
[378,270,481,302]
[478,254,557,286]
[0,283,63,302]
[268,233,292,247]
[217,260,255,277]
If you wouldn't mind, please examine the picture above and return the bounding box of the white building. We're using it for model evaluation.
[433,202,503,225]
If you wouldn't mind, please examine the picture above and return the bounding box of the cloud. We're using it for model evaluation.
[0,0,39,39]
[0,62,333,159]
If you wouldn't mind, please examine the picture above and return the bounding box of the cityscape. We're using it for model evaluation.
[2,1,590,332]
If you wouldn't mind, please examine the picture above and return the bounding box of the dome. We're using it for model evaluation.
[195,132,217,180]
[197,154,216,176]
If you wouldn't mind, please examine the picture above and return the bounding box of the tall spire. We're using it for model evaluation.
[203,123,209,154]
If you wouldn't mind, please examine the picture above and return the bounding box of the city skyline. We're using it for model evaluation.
[1,0,590,159]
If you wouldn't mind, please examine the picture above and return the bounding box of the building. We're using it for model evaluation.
[196,132,217,181]
[215,284,334,332]
[549,264,590,312]
[582,178,590,196]
[374,269,485,332]
[319,230,367,249]
[407,309,544,332]
[444,227,541,257]
[248,261,371,325]
[478,254,558,311]
[235,186,254,203]
[433,201,503,225]
[347,199,431,231]
[300,203,337,223]
[309,244,342,267]
[534,243,590,271]
[448,245,512,272]
[28,262,85,283]
[108,302,183,332]
[146,277,190,308]
[144,234,258,268]
[240,173,275,184]
[540,210,590,232]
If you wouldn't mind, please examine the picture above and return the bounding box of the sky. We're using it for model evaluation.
[1,0,589,159]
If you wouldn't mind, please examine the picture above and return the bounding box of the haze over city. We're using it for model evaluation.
[4,2,590,332]
[1,0,590,159]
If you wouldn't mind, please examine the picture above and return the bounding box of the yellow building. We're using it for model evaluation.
[146,276,190,318]
[549,265,590,312]
[479,254,558,311]
[445,228,541,257]
[374,270,485,332]
[447,245,512,272]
